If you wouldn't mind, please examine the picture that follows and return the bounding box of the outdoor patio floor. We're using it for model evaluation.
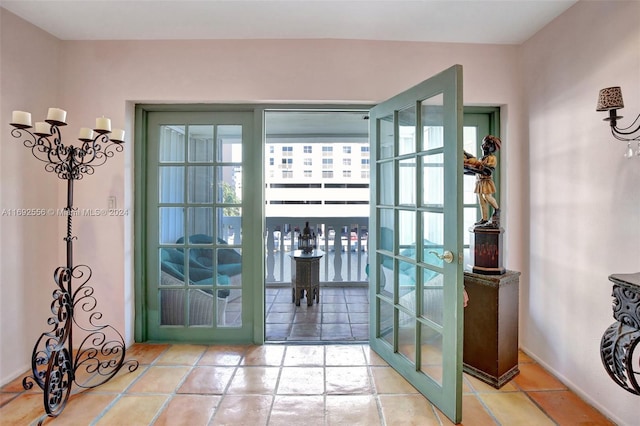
[265,286,369,341]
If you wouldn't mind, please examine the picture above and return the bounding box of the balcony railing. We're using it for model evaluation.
[265,217,369,286]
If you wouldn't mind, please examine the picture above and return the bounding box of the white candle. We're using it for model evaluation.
[111,128,125,142]
[79,127,94,140]
[12,111,32,127]
[35,122,52,135]
[47,107,67,123]
[95,117,111,132]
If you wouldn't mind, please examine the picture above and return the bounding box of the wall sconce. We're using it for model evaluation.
[597,86,640,158]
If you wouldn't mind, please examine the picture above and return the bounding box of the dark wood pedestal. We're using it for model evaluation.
[463,270,520,388]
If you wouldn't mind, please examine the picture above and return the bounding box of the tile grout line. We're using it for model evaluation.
[261,345,286,426]
[86,344,172,426]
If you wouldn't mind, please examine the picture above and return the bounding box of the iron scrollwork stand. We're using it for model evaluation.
[9,116,139,422]
[600,272,640,395]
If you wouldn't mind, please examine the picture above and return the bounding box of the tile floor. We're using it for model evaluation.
[0,343,614,425]
[265,286,369,341]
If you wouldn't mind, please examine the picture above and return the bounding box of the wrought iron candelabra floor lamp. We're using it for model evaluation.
[9,108,138,423]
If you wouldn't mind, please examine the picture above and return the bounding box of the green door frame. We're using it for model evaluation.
[134,103,373,343]
[134,104,266,343]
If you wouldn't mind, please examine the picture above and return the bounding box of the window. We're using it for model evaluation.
[304,158,313,166]
[361,146,369,155]
[322,170,334,178]
[361,158,370,169]
[343,146,351,154]
[343,170,352,178]
[322,158,333,169]
[322,146,333,156]
[361,170,370,179]
[281,158,293,169]
[269,158,274,166]
[269,146,274,154]
[282,170,293,179]
[304,170,312,178]
[343,158,351,166]
[304,145,312,154]
[282,146,293,156]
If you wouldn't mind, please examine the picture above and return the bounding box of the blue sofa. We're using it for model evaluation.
[160,234,242,298]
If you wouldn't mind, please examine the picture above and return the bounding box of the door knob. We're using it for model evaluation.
[429,250,454,264]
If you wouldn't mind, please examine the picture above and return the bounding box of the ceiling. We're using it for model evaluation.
[1,0,577,44]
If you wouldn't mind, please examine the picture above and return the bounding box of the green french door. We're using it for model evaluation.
[369,65,464,423]
[143,111,254,342]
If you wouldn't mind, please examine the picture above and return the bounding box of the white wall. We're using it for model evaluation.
[521,1,639,425]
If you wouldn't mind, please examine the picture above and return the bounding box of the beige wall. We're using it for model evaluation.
[0,8,526,388]
[521,1,639,424]
[54,35,524,350]
[0,8,62,385]
[1,1,637,423]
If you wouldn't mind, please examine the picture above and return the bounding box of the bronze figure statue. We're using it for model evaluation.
[464,135,501,228]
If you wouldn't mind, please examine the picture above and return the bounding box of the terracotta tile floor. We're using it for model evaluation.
[0,344,615,425]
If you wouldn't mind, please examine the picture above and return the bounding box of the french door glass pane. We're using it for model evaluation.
[379,254,394,297]
[160,125,185,163]
[378,161,394,205]
[398,158,416,205]
[422,211,444,268]
[188,166,214,203]
[379,298,394,347]
[421,153,443,207]
[217,247,242,283]
[397,260,416,312]
[217,125,243,162]
[159,166,184,203]
[398,105,416,156]
[217,166,242,203]
[222,290,241,328]
[398,210,415,258]
[398,317,416,363]
[188,125,214,163]
[422,269,444,326]
[159,248,185,286]
[186,248,213,286]
[159,207,184,244]
[218,207,242,244]
[420,323,443,386]
[189,207,213,237]
[379,208,394,252]
[189,289,214,326]
[160,289,185,326]
[422,95,444,150]
[379,115,395,159]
